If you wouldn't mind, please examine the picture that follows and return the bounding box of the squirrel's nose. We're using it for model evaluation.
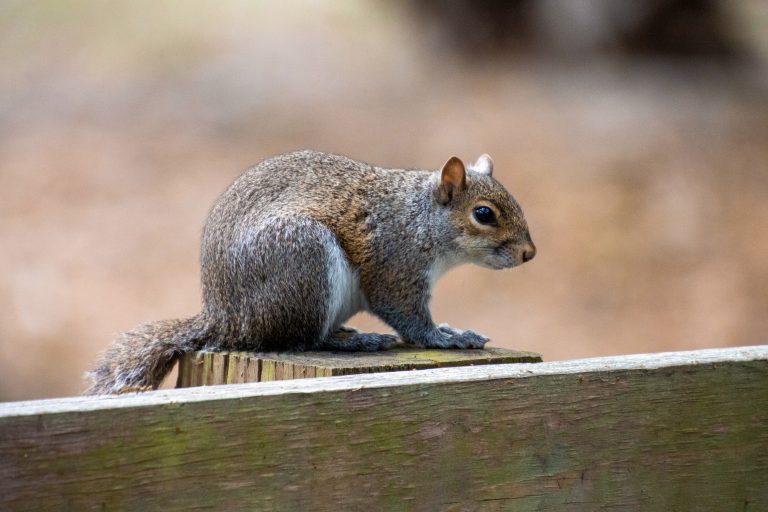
[521,242,536,263]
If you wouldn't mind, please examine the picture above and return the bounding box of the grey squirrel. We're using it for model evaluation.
[86,150,535,394]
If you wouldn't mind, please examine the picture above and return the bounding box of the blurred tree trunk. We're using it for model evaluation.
[408,0,741,60]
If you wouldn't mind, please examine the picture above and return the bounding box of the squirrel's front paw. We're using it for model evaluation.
[434,324,489,349]
[450,330,489,349]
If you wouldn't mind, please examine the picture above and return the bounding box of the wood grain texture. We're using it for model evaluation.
[176,345,543,387]
[1,345,767,511]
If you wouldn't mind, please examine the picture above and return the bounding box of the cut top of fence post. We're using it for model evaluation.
[176,344,542,388]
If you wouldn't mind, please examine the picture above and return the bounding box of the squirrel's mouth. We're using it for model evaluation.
[480,249,515,270]
[483,240,535,269]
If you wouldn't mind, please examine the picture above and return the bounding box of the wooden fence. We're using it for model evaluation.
[1,345,767,511]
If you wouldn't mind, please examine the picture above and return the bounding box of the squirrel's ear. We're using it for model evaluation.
[437,156,467,205]
[472,154,493,176]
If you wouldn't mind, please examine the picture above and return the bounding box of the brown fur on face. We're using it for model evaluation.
[442,157,535,269]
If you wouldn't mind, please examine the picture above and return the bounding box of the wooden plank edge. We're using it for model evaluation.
[3,344,767,417]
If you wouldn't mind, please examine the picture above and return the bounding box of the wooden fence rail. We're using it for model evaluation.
[1,345,767,511]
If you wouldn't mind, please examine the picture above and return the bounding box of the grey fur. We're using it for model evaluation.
[85,150,535,394]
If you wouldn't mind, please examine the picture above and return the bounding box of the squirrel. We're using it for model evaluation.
[85,150,536,394]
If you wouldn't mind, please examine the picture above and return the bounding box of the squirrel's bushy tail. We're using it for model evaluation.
[85,315,211,395]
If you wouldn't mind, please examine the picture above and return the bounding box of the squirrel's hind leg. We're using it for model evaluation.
[222,217,343,351]
[226,216,393,352]
[316,327,397,352]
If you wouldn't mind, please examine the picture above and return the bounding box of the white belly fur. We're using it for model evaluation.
[323,239,367,336]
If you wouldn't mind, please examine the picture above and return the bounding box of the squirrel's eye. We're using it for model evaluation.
[473,206,496,225]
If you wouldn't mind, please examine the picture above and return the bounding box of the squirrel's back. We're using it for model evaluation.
[205,150,430,235]
[201,149,434,284]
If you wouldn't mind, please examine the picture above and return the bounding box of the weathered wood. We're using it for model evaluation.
[1,345,767,511]
[176,344,543,387]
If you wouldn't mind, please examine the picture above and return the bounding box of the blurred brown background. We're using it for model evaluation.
[2,1,767,401]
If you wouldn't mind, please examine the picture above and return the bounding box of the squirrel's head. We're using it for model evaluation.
[435,154,535,269]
